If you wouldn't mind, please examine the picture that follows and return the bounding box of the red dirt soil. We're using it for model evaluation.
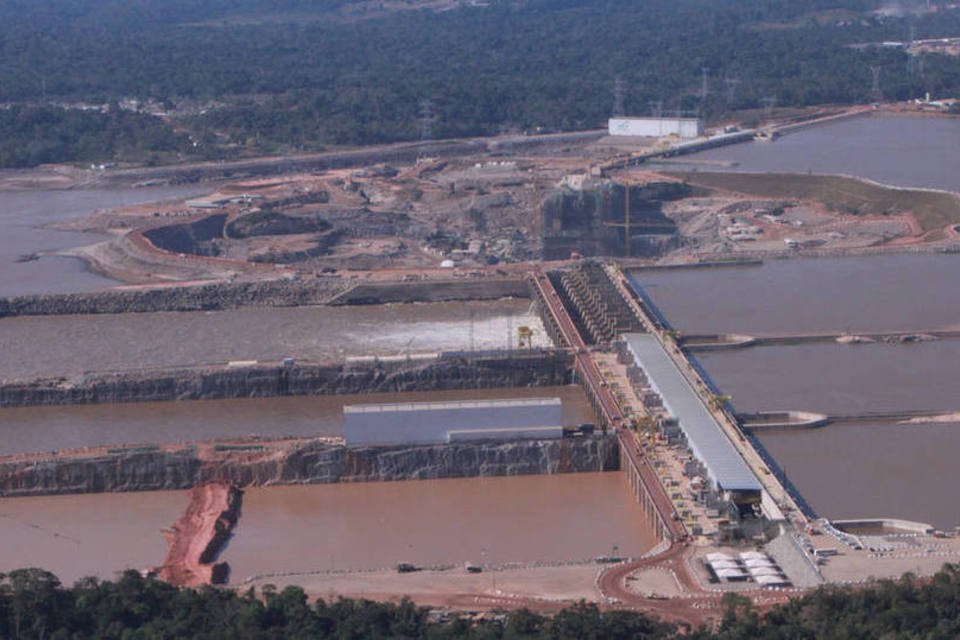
[156,483,242,587]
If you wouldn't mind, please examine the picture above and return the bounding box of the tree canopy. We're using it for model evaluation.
[1,0,959,166]
[2,563,960,638]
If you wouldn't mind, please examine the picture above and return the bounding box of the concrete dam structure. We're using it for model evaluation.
[540,181,686,260]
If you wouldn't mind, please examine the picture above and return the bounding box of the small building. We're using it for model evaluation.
[608,117,704,139]
[343,397,564,447]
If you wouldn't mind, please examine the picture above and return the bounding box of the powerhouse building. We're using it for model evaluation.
[343,397,564,446]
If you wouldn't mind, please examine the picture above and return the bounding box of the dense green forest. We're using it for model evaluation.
[1,0,960,166]
[3,564,960,638]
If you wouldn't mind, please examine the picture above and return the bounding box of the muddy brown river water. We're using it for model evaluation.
[0,473,654,585]
[0,298,550,382]
[0,386,592,457]
[228,473,656,580]
[0,186,205,297]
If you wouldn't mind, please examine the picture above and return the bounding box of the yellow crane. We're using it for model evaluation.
[708,394,732,411]
[517,326,535,349]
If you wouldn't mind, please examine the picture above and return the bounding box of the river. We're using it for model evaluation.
[659,114,960,192]
[0,186,205,297]
[0,386,592,457]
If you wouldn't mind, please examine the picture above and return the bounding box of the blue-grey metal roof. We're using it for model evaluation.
[624,333,761,492]
[343,397,563,446]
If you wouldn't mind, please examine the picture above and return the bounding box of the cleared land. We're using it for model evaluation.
[669,171,960,233]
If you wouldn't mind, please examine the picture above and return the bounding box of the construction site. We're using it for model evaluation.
[2,104,960,627]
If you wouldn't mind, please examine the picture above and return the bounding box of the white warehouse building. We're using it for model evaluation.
[608,117,703,139]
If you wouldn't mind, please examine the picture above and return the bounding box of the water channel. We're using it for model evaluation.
[0,386,592,457]
[0,186,206,297]
[0,298,550,382]
[629,253,960,529]
[0,472,654,586]
[658,114,960,192]
[228,473,656,581]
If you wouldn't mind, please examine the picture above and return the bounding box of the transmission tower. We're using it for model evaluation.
[761,96,777,120]
[648,99,664,118]
[612,77,626,117]
[700,66,710,102]
[468,310,476,352]
[724,77,740,105]
[419,98,434,142]
[870,66,883,103]
[417,98,435,161]
[907,25,920,78]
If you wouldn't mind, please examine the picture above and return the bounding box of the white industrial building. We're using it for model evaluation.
[608,117,704,139]
[343,397,563,446]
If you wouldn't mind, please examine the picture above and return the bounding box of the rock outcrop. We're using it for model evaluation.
[0,351,572,407]
[0,279,351,318]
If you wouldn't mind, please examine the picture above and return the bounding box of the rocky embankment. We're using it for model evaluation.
[328,279,531,305]
[156,483,242,586]
[0,351,571,407]
[0,436,618,497]
[0,277,530,318]
[0,279,351,318]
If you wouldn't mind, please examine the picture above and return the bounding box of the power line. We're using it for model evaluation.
[870,66,883,103]
[612,77,626,117]
[761,96,777,120]
[417,98,435,161]
[724,77,740,105]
